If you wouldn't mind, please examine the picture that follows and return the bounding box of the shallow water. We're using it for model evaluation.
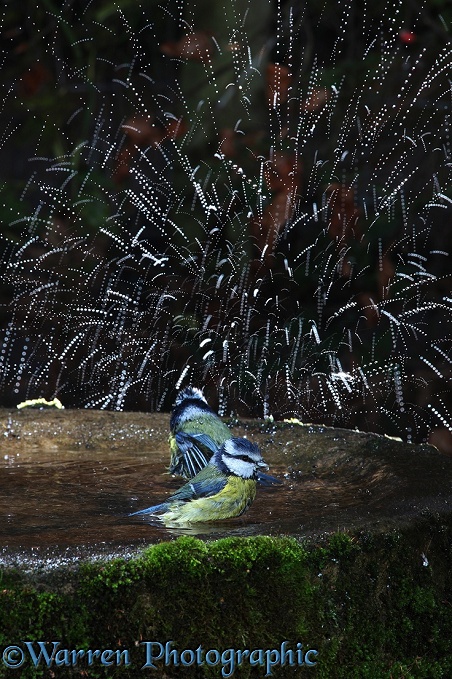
[0,443,370,561]
[1,412,451,569]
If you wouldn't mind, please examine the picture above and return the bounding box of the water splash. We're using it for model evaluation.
[0,1,451,442]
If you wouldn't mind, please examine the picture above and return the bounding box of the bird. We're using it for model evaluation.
[130,437,269,525]
[168,386,281,486]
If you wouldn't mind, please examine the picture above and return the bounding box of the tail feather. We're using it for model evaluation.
[129,502,167,517]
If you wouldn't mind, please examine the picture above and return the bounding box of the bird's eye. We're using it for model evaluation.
[237,455,253,463]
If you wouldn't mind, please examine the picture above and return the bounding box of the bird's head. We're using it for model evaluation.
[174,386,207,407]
[216,438,268,479]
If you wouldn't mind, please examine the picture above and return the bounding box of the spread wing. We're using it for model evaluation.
[170,431,282,485]
[169,431,219,477]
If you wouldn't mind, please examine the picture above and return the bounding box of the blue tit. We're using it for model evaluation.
[168,386,230,477]
[131,437,268,525]
[168,386,281,486]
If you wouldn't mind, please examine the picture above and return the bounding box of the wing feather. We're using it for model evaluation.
[169,431,217,477]
[166,464,227,503]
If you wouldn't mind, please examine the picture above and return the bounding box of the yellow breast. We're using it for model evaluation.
[162,476,257,526]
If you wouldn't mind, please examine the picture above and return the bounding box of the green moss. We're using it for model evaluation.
[1,526,452,678]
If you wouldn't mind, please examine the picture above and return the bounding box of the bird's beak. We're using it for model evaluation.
[257,461,269,471]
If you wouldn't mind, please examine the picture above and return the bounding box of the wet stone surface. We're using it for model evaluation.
[1,408,451,569]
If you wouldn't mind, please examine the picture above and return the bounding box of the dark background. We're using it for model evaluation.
[0,1,451,451]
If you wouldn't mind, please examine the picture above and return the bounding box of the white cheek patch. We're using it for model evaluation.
[224,456,255,478]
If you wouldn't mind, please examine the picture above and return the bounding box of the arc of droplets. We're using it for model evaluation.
[0,0,450,442]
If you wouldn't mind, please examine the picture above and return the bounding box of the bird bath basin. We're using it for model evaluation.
[1,408,452,677]
[1,407,451,568]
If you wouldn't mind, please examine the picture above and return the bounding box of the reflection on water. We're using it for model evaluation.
[1,424,451,569]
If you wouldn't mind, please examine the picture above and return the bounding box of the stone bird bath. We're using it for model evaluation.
[1,408,451,677]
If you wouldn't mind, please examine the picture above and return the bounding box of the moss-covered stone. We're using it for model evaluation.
[1,522,451,678]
